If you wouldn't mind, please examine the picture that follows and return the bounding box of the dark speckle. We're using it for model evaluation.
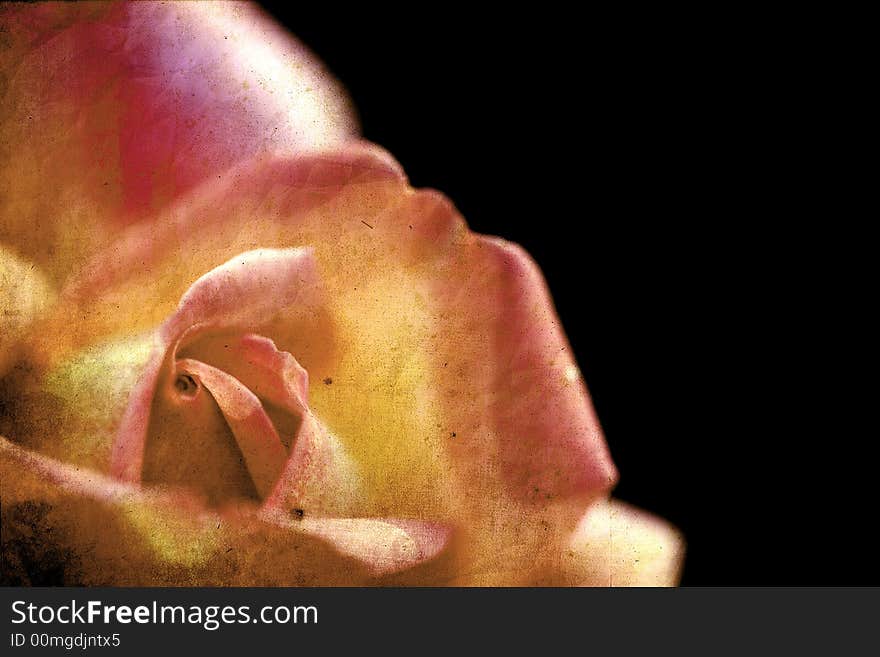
[291,509,305,520]
[225,547,233,553]
[450,432,456,438]
[323,377,333,385]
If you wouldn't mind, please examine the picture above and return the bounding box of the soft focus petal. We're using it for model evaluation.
[0,1,356,282]
[0,437,450,584]
[0,247,55,377]
[264,399,363,518]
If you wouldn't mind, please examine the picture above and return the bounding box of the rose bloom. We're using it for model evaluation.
[0,2,683,585]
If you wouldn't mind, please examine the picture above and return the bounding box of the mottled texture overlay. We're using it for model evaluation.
[0,1,682,585]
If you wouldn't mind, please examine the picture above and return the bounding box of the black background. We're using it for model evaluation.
[259,5,869,585]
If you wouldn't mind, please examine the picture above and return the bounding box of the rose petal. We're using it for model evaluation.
[264,403,363,518]
[162,247,318,347]
[13,331,155,474]
[292,517,453,578]
[195,333,310,408]
[448,236,618,503]
[142,358,263,506]
[0,1,356,281]
[108,339,165,482]
[552,499,685,586]
[176,358,288,500]
[1,437,452,584]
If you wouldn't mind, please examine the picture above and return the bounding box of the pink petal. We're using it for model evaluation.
[176,358,288,500]
[264,406,362,518]
[109,340,165,483]
[471,236,617,502]
[0,1,356,280]
[161,247,318,348]
[213,333,311,408]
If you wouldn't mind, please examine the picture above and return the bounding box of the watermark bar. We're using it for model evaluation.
[1,588,875,653]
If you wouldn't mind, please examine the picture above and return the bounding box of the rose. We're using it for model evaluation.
[0,2,682,585]
[3,144,683,585]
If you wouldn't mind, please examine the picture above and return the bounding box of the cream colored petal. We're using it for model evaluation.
[290,517,453,578]
[552,499,685,586]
